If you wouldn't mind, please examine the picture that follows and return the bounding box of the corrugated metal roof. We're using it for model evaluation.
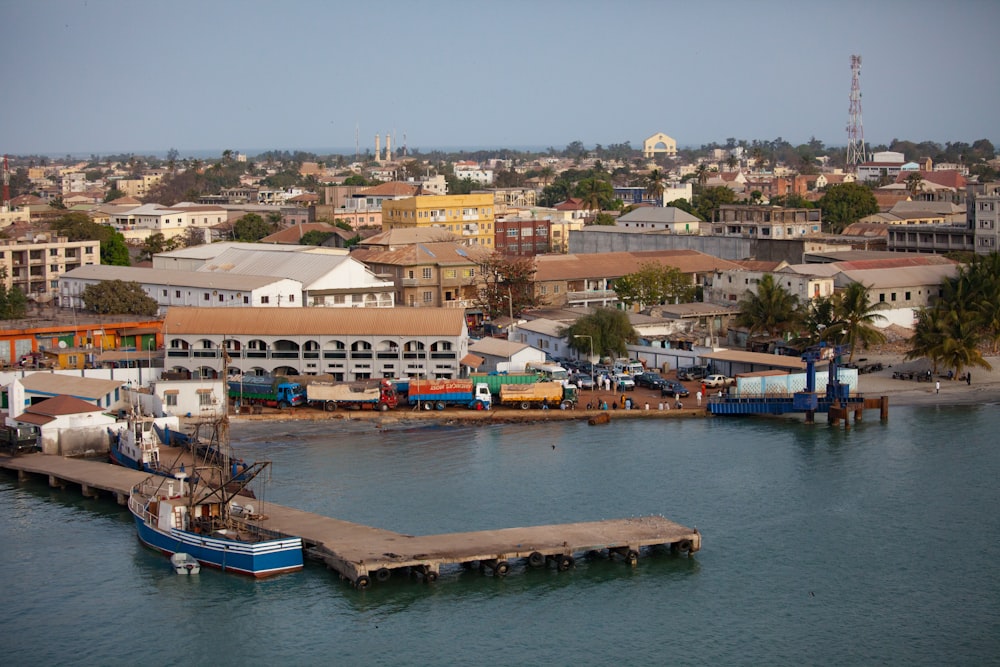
[62,265,287,290]
[514,318,565,337]
[700,350,807,370]
[197,248,352,287]
[19,375,124,400]
[838,264,957,288]
[535,250,740,281]
[617,207,701,224]
[469,337,531,357]
[164,307,467,336]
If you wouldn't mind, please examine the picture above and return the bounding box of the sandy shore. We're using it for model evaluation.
[851,353,1000,407]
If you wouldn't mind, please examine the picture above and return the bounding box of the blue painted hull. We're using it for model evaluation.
[131,513,303,578]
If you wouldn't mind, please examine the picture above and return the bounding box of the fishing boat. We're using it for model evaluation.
[128,418,303,578]
[170,552,200,575]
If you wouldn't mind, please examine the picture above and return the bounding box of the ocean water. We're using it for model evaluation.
[2,405,999,666]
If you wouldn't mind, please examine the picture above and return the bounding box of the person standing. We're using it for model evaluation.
[696,390,702,406]
[967,372,972,386]
[935,380,940,394]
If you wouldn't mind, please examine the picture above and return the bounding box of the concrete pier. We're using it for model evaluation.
[0,453,701,589]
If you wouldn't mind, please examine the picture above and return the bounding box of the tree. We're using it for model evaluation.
[473,251,539,320]
[574,177,614,212]
[139,233,170,262]
[665,198,697,216]
[693,186,736,222]
[827,281,888,362]
[82,280,159,316]
[232,213,275,242]
[0,268,28,320]
[735,274,800,347]
[562,308,637,360]
[645,169,666,205]
[904,172,925,198]
[103,188,125,203]
[613,262,696,310]
[817,183,878,233]
[300,230,336,246]
[51,212,130,266]
[592,212,617,226]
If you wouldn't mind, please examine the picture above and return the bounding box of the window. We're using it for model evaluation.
[261,296,270,304]
[541,285,548,295]
[891,293,897,302]
[218,294,224,302]
[165,394,178,407]
[444,269,457,279]
[462,268,475,278]
[289,294,295,303]
[243,296,250,304]
[879,293,886,303]
[905,291,911,300]
[68,355,78,365]
[554,285,560,293]
[162,290,167,297]
[507,228,518,237]
[203,293,210,301]
[422,268,432,279]
[198,392,213,406]
[175,290,181,298]
[423,291,433,303]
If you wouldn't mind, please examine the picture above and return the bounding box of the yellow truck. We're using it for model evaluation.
[499,382,578,410]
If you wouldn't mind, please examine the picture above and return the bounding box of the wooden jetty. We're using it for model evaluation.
[0,453,701,589]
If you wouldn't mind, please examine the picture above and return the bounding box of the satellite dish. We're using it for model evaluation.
[58,341,67,349]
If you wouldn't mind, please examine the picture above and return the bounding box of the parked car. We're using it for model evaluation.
[677,365,710,381]
[659,380,690,398]
[614,374,636,391]
[703,374,735,389]
[572,374,595,390]
[634,372,666,389]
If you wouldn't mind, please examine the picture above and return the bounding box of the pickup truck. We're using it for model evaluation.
[703,374,736,389]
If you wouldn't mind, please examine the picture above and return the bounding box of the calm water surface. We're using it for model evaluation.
[2,405,999,666]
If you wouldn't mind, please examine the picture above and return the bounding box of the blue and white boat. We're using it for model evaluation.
[128,462,303,578]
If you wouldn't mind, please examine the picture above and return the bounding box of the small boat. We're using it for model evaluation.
[170,552,200,575]
[128,419,303,578]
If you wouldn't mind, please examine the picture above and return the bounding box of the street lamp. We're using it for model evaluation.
[573,334,594,389]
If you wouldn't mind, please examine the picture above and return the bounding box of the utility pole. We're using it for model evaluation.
[846,55,866,171]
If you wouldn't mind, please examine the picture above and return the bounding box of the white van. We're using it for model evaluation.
[612,359,645,376]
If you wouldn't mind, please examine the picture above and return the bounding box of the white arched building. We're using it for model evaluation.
[643,132,678,159]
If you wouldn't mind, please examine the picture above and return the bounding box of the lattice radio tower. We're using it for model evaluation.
[846,54,866,170]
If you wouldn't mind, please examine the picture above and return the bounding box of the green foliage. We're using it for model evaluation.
[614,262,696,309]
[342,174,369,186]
[299,230,336,246]
[573,177,614,212]
[51,212,130,266]
[770,193,814,209]
[665,198,697,217]
[693,186,736,222]
[138,233,179,262]
[817,183,879,233]
[592,213,617,226]
[735,274,800,346]
[334,219,353,231]
[82,280,159,316]
[103,188,125,203]
[232,213,276,242]
[562,308,638,359]
[0,268,28,320]
[825,282,888,361]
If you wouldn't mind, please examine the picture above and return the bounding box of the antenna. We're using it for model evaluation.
[846,54,866,170]
[2,155,10,210]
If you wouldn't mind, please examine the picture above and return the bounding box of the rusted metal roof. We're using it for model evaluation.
[163,306,467,337]
[534,250,741,281]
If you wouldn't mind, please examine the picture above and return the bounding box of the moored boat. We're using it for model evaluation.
[170,552,200,575]
[128,465,303,578]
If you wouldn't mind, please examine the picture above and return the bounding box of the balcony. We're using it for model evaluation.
[566,289,617,303]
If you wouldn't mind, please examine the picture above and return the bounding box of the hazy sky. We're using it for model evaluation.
[3,0,999,156]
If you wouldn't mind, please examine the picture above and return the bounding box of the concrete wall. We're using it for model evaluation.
[569,229,754,260]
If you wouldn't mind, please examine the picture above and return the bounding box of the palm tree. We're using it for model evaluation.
[904,172,925,198]
[790,296,838,349]
[694,163,710,190]
[725,154,738,171]
[579,178,606,214]
[645,169,666,205]
[827,281,888,362]
[735,274,800,348]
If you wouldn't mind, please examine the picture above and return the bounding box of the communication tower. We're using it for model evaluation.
[2,155,10,211]
[845,55,866,170]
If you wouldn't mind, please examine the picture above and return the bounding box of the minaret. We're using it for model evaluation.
[386,133,392,162]
[375,134,382,163]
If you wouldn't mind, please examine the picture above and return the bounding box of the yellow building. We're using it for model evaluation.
[381,194,495,248]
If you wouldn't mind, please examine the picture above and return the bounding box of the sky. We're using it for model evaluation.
[3,0,999,157]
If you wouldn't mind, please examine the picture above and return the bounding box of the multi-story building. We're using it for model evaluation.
[351,239,484,309]
[708,205,822,238]
[970,182,1000,255]
[382,193,495,247]
[111,170,166,198]
[162,306,471,380]
[495,218,550,256]
[109,203,228,244]
[0,234,100,301]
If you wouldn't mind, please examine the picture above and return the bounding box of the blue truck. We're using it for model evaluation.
[227,375,307,408]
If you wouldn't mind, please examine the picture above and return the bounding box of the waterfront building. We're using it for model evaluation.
[162,306,470,380]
